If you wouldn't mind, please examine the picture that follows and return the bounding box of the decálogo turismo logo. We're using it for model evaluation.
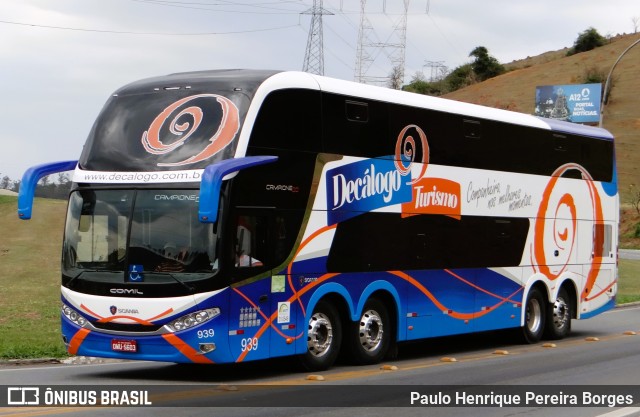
[325,124,436,224]
[402,177,461,219]
[326,158,412,224]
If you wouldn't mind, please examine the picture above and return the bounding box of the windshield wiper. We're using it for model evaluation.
[145,272,195,292]
[66,269,122,287]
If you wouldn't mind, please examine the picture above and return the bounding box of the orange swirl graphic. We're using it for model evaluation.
[532,163,603,300]
[141,94,239,167]
[394,124,429,184]
[235,267,523,363]
[286,224,338,317]
[389,271,523,320]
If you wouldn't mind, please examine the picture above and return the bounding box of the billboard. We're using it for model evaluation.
[535,83,601,124]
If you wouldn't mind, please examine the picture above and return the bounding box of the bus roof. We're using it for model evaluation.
[257,71,614,141]
[77,69,613,177]
[112,69,613,143]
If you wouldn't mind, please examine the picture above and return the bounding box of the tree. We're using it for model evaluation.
[57,172,70,186]
[469,46,505,81]
[0,175,11,189]
[445,63,475,91]
[388,65,404,90]
[403,71,448,96]
[629,185,640,216]
[403,48,503,97]
[569,27,606,55]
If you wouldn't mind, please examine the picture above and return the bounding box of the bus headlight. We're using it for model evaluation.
[164,308,220,332]
[62,304,87,327]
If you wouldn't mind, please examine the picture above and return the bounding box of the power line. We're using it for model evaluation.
[0,19,300,36]
[131,0,306,14]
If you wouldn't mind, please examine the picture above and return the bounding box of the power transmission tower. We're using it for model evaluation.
[302,0,333,76]
[354,0,410,88]
[424,60,447,82]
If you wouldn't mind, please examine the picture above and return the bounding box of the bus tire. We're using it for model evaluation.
[520,287,546,344]
[544,287,572,340]
[298,300,342,371]
[347,298,390,365]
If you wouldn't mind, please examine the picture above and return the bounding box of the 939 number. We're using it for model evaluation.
[241,337,258,352]
[197,329,215,339]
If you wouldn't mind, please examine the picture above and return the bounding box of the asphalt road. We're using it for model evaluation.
[1,305,639,417]
[620,249,640,260]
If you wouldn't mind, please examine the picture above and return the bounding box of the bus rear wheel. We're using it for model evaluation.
[298,300,342,371]
[521,287,546,344]
[346,299,390,365]
[544,287,572,339]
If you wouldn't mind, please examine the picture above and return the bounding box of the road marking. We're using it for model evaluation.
[597,407,640,417]
[0,407,82,417]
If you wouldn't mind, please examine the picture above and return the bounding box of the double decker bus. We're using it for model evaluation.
[19,70,618,370]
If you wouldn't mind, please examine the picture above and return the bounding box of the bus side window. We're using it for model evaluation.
[593,223,613,258]
[235,215,266,268]
[463,119,481,139]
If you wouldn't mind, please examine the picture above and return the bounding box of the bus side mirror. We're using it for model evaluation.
[18,160,78,220]
[198,155,278,224]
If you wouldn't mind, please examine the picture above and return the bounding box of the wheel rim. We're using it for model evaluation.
[358,309,384,352]
[526,298,542,334]
[552,297,569,330]
[308,312,333,358]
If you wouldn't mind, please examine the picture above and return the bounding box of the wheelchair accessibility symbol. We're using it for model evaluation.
[128,265,144,282]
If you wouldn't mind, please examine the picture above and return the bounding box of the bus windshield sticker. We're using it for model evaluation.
[277,302,291,324]
[128,265,144,282]
[271,275,285,293]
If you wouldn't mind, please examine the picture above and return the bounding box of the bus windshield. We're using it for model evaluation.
[62,189,218,286]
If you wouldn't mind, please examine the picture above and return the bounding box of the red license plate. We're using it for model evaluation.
[111,339,138,353]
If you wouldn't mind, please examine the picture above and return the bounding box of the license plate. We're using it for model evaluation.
[111,339,137,353]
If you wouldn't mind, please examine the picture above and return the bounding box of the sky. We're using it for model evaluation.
[0,0,638,182]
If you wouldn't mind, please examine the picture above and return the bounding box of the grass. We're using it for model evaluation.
[0,195,68,359]
[618,259,640,304]
[0,194,638,359]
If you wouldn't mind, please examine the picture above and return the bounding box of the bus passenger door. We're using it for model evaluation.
[583,221,616,313]
[227,212,271,362]
[227,211,299,361]
[268,214,299,358]
[228,278,271,362]
[268,273,297,358]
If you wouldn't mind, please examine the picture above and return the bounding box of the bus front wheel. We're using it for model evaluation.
[521,287,546,344]
[346,298,390,365]
[298,300,342,371]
